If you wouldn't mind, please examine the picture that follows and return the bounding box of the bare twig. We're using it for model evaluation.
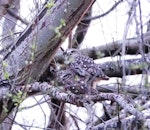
[92,112,144,130]
[85,0,124,21]
[7,9,29,25]
[97,83,150,95]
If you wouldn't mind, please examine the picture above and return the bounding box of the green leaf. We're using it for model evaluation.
[45,0,54,9]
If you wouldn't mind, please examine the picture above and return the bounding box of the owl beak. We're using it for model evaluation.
[64,60,70,64]
[64,55,70,64]
[64,56,74,64]
[64,54,68,60]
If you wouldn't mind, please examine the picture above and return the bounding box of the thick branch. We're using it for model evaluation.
[71,7,92,48]
[0,0,95,84]
[0,0,13,20]
[97,81,150,95]
[97,54,149,77]
[55,52,150,77]
[0,82,145,123]
[75,31,150,57]
[1,0,20,51]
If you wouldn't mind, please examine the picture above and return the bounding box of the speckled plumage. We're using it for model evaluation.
[57,69,88,94]
[57,69,98,95]
[63,49,109,81]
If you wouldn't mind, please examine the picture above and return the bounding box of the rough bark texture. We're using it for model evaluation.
[0,0,95,84]
[0,0,13,20]
[74,31,150,57]
[1,0,20,52]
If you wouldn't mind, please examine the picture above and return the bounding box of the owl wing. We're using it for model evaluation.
[69,55,94,76]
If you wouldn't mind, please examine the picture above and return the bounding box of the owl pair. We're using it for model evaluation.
[57,49,109,95]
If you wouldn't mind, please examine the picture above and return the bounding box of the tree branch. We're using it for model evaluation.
[55,51,150,78]
[92,112,146,130]
[97,80,150,95]
[73,31,150,58]
[98,54,149,77]
[0,0,95,84]
[0,82,145,123]
[86,0,124,21]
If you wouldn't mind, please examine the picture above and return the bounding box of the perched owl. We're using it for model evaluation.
[63,49,109,83]
[57,69,98,95]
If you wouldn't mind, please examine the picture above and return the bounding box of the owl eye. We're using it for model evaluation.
[70,49,78,54]
[63,49,79,57]
[63,51,72,56]
[63,73,71,79]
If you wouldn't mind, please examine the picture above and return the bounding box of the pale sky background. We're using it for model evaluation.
[82,0,150,48]
[0,0,149,129]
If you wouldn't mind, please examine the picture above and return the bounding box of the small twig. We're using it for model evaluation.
[87,93,144,120]
[92,112,144,130]
[97,83,150,95]
[84,102,94,129]
[7,9,29,25]
[85,0,124,21]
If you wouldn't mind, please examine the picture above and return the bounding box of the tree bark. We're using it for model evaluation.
[0,0,13,20]
[1,0,20,51]
[71,31,150,58]
[0,0,95,84]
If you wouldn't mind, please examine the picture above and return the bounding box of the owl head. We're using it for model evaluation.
[63,49,80,64]
[57,70,73,83]
[63,49,80,56]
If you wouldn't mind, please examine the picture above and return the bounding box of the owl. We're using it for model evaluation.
[63,49,109,83]
[57,69,98,95]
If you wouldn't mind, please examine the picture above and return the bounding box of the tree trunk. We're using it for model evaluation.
[0,0,95,84]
